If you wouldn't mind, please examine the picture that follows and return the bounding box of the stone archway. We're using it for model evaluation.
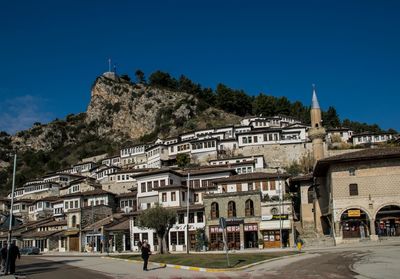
[375,205,400,237]
[340,208,370,239]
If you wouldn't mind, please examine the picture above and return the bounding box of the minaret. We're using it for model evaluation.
[309,85,326,162]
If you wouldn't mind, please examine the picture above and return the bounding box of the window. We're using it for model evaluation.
[228,201,236,217]
[270,180,276,190]
[349,184,358,196]
[243,137,247,144]
[171,232,177,245]
[162,193,167,202]
[160,180,165,187]
[245,199,254,216]
[154,180,159,188]
[171,192,176,201]
[74,200,78,208]
[141,182,146,193]
[182,191,186,201]
[178,213,185,224]
[178,231,185,245]
[248,182,253,191]
[71,215,77,227]
[254,136,258,143]
[194,193,199,202]
[189,213,194,223]
[349,168,356,176]
[307,187,314,204]
[147,181,152,191]
[197,212,204,223]
[211,202,219,219]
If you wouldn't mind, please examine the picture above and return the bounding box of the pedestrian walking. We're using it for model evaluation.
[296,237,304,252]
[8,243,20,274]
[0,243,7,273]
[137,240,142,252]
[141,241,151,271]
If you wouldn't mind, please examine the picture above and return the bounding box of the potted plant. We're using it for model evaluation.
[258,238,264,249]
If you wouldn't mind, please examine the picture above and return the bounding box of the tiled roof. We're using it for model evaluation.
[289,174,313,183]
[104,219,130,231]
[211,172,289,183]
[179,167,236,176]
[131,168,182,178]
[61,189,115,198]
[314,147,400,176]
[81,214,125,232]
[22,229,64,238]
[116,191,137,198]
[35,196,60,202]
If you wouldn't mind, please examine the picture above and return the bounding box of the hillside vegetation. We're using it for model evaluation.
[0,70,396,194]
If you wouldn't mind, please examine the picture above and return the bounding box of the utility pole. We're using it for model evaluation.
[277,168,283,249]
[5,152,17,275]
[186,171,190,254]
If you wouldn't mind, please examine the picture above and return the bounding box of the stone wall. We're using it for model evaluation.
[81,205,113,228]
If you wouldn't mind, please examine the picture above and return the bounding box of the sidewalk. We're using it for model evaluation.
[37,237,400,257]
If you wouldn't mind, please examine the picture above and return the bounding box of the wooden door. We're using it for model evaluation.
[69,236,79,251]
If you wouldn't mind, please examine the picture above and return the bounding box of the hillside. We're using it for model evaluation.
[0,73,241,194]
[0,70,396,194]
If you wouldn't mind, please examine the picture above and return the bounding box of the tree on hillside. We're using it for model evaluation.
[120,74,131,82]
[138,204,176,254]
[215,84,252,116]
[252,93,277,116]
[275,96,291,115]
[323,106,341,128]
[176,153,190,168]
[135,69,146,84]
[178,75,201,95]
[149,70,177,89]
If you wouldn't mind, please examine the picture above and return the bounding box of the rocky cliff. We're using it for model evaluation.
[85,72,240,141]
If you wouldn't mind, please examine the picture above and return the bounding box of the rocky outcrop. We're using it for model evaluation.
[85,73,240,141]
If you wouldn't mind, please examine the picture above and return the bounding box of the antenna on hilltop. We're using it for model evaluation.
[108,58,112,72]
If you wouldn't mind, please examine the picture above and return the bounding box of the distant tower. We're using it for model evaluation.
[309,85,326,162]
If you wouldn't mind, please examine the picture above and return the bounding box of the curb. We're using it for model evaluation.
[103,252,305,273]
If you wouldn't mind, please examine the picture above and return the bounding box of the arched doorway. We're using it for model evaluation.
[375,205,400,237]
[340,208,370,239]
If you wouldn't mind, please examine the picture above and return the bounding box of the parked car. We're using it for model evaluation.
[20,247,40,255]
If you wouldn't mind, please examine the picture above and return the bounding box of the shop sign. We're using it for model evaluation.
[348,209,361,217]
[272,214,288,220]
[262,215,273,221]
[244,224,258,231]
[226,217,244,224]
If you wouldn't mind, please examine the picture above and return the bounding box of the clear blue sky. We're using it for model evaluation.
[1,0,399,134]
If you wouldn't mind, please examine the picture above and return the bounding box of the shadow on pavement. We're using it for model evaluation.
[17,259,83,276]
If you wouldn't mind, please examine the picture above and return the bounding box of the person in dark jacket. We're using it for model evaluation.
[0,243,7,272]
[8,243,20,274]
[141,241,151,271]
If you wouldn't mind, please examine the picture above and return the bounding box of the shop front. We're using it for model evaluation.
[169,224,204,252]
[209,225,224,250]
[375,205,400,237]
[260,214,291,248]
[340,208,370,239]
[244,223,258,248]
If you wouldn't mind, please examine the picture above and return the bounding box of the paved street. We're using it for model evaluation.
[10,242,400,279]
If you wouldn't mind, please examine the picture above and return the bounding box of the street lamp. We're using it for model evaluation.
[272,165,283,249]
[277,168,283,249]
[186,171,190,254]
[5,152,17,275]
